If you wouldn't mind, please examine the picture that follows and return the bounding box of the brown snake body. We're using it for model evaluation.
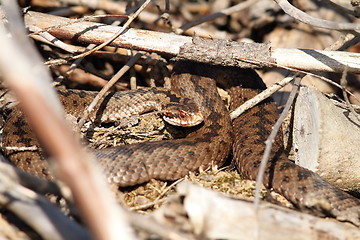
[2,62,360,225]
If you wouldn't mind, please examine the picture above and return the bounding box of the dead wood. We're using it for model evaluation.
[0,2,136,239]
[293,86,360,192]
[152,181,360,240]
[1,9,360,73]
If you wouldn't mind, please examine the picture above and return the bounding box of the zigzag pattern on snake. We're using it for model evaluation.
[2,61,360,225]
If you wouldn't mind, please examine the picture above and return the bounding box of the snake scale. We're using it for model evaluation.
[2,61,360,225]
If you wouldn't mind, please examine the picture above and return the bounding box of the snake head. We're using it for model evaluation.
[162,102,203,127]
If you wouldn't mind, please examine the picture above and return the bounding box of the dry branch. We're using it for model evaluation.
[70,0,151,60]
[77,53,142,128]
[254,75,301,208]
[1,9,359,73]
[0,160,61,196]
[274,0,360,31]
[0,168,90,240]
[0,2,136,239]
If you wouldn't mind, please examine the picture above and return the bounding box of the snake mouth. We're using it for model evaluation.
[163,112,204,127]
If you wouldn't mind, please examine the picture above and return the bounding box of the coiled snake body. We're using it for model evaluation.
[2,62,360,225]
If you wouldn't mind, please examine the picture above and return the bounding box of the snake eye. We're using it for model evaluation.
[179,110,187,118]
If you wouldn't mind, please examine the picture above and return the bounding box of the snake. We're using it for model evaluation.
[2,61,360,225]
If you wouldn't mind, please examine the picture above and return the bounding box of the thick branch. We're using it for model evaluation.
[1,10,359,73]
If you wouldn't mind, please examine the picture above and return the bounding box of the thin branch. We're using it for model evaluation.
[28,14,128,37]
[0,171,90,240]
[253,75,301,209]
[230,58,360,120]
[274,0,360,31]
[325,32,359,51]
[230,75,294,119]
[340,67,360,122]
[271,47,360,73]
[0,160,61,196]
[130,178,183,211]
[54,11,135,89]
[28,25,79,53]
[70,0,151,60]
[321,0,360,18]
[77,52,142,128]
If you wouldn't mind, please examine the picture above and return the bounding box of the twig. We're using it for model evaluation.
[55,4,143,83]
[0,173,91,240]
[55,12,131,85]
[89,115,141,148]
[0,160,61,196]
[274,0,360,31]
[28,14,128,36]
[28,25,79,53]
[325,32,359,51]
[271,47,360,73]
[1,145,38,152]
[230,75,294,119]
[230,58,360,120]
[77,52,142,128]
[53,1,148,96]
[321,0,360,17]
[253,75,301,209]
[70,0,151,60]
[130,178,183,211]
[340,67,360,122]
[130,198,166,211]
